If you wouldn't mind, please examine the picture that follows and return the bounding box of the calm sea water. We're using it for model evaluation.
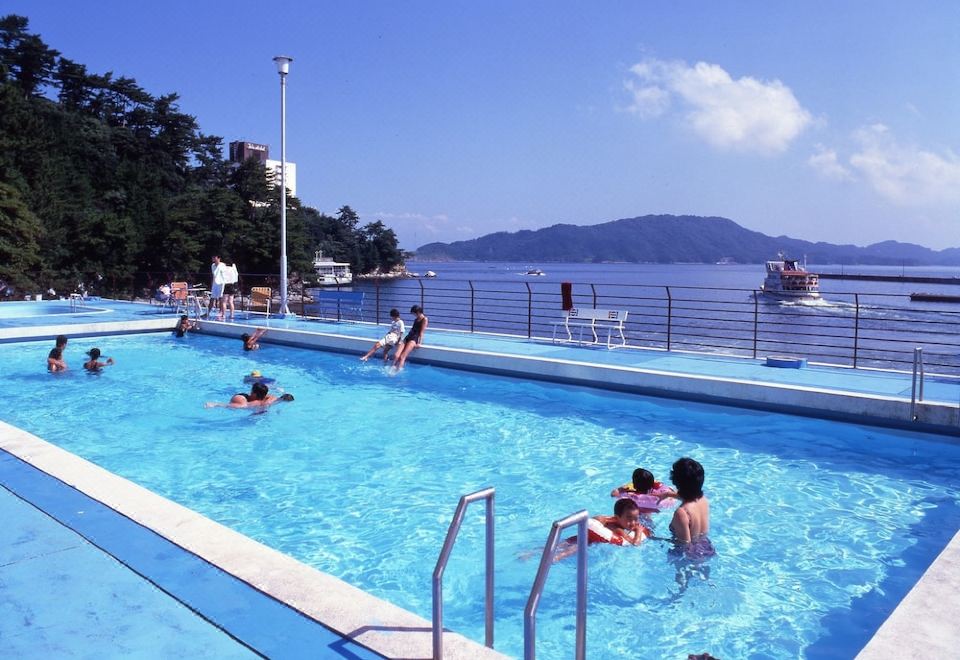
[3,333,959,658]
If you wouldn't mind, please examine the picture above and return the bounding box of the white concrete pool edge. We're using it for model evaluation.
[200,320,960,433]
[856,527,960,659]
[0,421,505,660]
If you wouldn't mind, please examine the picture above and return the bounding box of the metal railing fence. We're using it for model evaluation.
[119,273,960,375]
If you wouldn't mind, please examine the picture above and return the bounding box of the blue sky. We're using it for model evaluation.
[9,1,960,249]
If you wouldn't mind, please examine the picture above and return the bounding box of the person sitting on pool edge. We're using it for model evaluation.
[360,308,406,362]
[174,315,196,338]
[392,305,428,371]
[83,347,114,372]
[47,335,69,372]
[205,381,294,409]
[241,327,268,351]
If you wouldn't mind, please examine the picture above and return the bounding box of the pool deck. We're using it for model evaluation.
[2,298,960,657]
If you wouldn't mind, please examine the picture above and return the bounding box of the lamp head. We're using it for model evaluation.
[273,55,293,75]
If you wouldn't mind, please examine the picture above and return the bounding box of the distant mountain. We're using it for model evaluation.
[415,215,960,265]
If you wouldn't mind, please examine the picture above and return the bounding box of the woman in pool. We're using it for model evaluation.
[393,305,428,371]
[205,381,294,409]
[668,457,714,560]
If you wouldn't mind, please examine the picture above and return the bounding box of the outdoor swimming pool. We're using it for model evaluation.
[4,332,959,658]
[0,300,110,327]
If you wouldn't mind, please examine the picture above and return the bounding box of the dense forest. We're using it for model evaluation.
[0,15,403,296]
[417,214,960,265]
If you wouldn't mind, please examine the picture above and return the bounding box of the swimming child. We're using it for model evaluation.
[611,467,677,511]
[554,498,650,561]
[83,348,114,372]
[241,327,268,351]
[205,381,294,409]
[360,308,406,362]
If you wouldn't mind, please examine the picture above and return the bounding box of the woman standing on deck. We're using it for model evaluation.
[393,305,428,371]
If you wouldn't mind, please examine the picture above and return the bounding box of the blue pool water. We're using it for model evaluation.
[4,333,960,658]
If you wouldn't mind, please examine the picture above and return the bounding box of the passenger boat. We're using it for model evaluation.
[525,268,545,276]
[760,253,820,299]
[312,251,353,286]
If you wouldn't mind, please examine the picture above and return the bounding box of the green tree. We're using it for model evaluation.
[0,181,42,289]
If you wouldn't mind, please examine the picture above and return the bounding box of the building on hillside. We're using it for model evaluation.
[228,141,297,197]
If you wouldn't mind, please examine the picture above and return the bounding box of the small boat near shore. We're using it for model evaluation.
[313,251,353,286]
[909,292,960,303]
[760,252,820,299]
[525,268,545,276]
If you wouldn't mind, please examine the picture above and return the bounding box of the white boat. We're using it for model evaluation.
[313,251,353,286]
[423,270,437,278]
[760,252,820,298]
[525,268,545,276]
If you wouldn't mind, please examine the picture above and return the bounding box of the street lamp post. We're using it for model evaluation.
[273,55,293,315]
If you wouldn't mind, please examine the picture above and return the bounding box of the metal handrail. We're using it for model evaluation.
[524,510,589,660]
[911,347,924,420]
[432,487,495,660]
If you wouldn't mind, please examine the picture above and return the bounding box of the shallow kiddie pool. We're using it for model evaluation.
[3,332,959,658]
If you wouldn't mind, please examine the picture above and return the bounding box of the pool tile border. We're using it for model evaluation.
[0,421,505,660]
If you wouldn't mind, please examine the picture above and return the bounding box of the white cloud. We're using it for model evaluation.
[848,124,960,205]
[808,144,853,181]
[624,58,812,154]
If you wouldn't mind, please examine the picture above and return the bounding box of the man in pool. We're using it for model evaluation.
[205,382,294,409]
[47,335,68,371]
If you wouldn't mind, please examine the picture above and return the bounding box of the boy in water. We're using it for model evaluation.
[241,328,268,351]
[554,498,648,561]
[360,308,405,362]
[83,348,114,372]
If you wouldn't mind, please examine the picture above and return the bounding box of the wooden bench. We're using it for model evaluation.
[552,308,628,348]
[315,290,364,321]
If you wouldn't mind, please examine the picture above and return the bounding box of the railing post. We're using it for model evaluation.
[526,282,532,338]
[752,289,759,359]
[911,347,923,421]
[432,488,496,660]
[419,278,425,310]
[665,286,673,352]
[469,280,475,333]
[524,510,589,660]
[375,279,381,324]
[853,293,860,368]
[590,284,597,308]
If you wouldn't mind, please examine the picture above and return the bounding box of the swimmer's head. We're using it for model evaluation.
[631,468,655,493]
[389,308,400,319]
[86,348,101,360]
[613,498,640,526]
[250,382,269,400]
[241,333,251,342]
[670,457,705,501]
[410,304,423,315]
[280,393,294,402]
[56,335,68,348]
[179,315,188,322]
[50,347,62,359]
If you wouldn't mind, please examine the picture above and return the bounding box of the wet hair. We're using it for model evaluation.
[389,308,400,318]
[179,315,188,322]
[280,393,295,402]
[631,468,655,493]
[55,335,68,348]
[241,333,251,342]
[87,347,101,360]
[410,305,423,314]
[613,498,640,517]
[250,382,269,400]
[50,347,62,359]
[670,457,705,501]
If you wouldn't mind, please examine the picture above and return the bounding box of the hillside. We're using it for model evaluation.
[416,215,960,265]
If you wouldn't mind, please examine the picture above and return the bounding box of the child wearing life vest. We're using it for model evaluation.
[611,467,677,512]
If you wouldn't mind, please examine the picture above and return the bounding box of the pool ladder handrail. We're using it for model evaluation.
[432,487,495,660]
[524,509,589,660]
